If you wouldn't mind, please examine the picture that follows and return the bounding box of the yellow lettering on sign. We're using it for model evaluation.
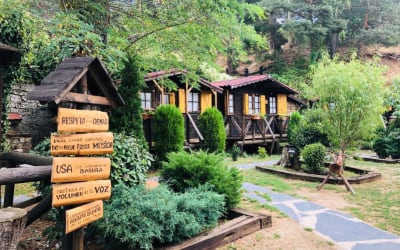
[50,132,113,156]
[51,157,111,183]
[52,180,111,207]
[65,200,103,234]
[57,108,109,133]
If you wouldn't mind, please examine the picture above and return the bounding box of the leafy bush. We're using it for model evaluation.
[111,133,153,187]
[289,109,329,150]
[198,107,226,152]
[258,146,267,158]
[92,184,225,250]
[153,105,184,167]
[302,143,326,174]
[160,150,242,209]
[287,111,302,144]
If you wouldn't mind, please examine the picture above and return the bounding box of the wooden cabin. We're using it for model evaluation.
[142,69,223,147]
[212,74,302,151]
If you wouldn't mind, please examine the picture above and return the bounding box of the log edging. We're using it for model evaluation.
[157,208,271,250]
[256,165,381,184]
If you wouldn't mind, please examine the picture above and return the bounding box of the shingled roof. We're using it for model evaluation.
[0,43,21,67]
[144,69,223,93]
[212,74,298,94]
[28,57,125,109]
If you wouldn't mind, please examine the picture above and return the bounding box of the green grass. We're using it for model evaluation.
[239,152,400,236]
[0,182,36,198]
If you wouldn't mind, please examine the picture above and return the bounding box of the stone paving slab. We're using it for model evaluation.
[242,182,400,250]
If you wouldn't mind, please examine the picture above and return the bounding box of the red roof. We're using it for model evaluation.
[212,75,270,88]
[8,112,22,120]
[144,69,223,93]
[212,74,298,94]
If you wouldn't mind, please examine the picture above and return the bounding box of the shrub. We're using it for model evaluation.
[92,184,225,250]
[153,105,184,166]
[287,111,302,144]
[198,107,226,152]
[231,144,240,161]
[111,133,153,187]
[160,150,242,209]
[257,146,267,158]
[302,143,326,174]
[289,109,329,149]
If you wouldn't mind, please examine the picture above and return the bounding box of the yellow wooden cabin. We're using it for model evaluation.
[141,69,223,147]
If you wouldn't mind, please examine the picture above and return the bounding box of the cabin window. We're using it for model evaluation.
[141,92,152,110]
[269,96,277,114]
[228,94,234,114]
[162,93,170,104]
[248,94,261,114]
[188,92,200,112]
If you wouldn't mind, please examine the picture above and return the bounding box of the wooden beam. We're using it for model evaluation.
[153,80,164,104]
[0,152,52,166]
[53,68,88,105]
[87,68,117,109]
[62,93,111,106]
[0,165,51,185]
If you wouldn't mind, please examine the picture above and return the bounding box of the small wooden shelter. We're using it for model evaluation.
[142,69,223,147]
[212,74,302,151]
[28,56,125,111]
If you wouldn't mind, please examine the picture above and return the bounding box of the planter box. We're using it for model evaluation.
[157,208,271,250]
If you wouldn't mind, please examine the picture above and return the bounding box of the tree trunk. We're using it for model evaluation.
[0,207,27,250]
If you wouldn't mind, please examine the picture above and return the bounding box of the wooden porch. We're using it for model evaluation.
[143,113,289,151]
[224,114,289,151]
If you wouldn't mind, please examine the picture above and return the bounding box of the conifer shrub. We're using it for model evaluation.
[160,150,242,209]
[301,143,326,174]
[92,184,225,250]
[198,107,226,152]
[153,104,184,166]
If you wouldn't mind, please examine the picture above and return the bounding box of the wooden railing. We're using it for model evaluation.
[224,114,289,143]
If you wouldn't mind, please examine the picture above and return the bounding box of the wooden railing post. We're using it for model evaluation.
[3,184,15,207]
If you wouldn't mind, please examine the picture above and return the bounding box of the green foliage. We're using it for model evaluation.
[231,144,241,161]
[372,119,400,159]
[110,53,146,143]
[153,104,184,166]
[257,146,267,158]
[289,109,329,150]
[305,53,387,153]
[302,143,326,174]
[198,107,226,152]
[92,184,225,250]
[111,133,153,187]
[160,150,242,209]
[287,111,302,144]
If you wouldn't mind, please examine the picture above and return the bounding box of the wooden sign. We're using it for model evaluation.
[51,157,111,183]
[50,132,113,156]
[57,108,109,133]
[65,200,103,234]
[52,180,111,207]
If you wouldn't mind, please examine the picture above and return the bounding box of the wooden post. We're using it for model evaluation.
[0,207,27,250]
[3,184,15,207]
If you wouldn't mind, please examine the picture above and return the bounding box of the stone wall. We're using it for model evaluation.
[7,83,56,152]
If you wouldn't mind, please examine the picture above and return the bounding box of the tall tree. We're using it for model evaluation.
[305,53,387,155]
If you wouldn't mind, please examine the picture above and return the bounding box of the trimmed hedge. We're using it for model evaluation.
[198,107,226,152]
[302,143,326,174]
[153,104,184,166]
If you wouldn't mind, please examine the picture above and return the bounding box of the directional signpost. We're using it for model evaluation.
[51,107,113,249]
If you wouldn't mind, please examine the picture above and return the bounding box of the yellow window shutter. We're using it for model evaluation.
[178,88,186,113]
[243,93,249,115]
[200,91,212,113]
[260,95,266,115]
[224,92,229,115]
[169,93,175,106]
[277,94,287,115]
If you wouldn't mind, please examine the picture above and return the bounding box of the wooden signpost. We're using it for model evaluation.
[50,107,113,249]
[65,200,103,234]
